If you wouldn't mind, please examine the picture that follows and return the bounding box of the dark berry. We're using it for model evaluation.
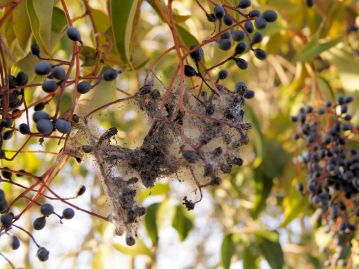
[235,42,247,55]
[103,68,119,81]
[244,21,254,33]
[206,13,216,22]
[11,235,20,250]
[1,118,12,128]
[34,102,46,111]
[16,71,28,86]
[183,150,199,163]
[36,119,53,135]
[62,208,75,219]
[255,17,267,29]
[40,203,54,217]
[33,111,50,122]
[184,65,197,77]
[223,15,233,26]
[77,81,92,94]
[218,70,228,80]
[1,168,12,180]
[221,31,231,39]
[31,43,40,57]
[189,45,204,62]
[249,9,261,17]
[66,26,81,42]
[51,66,66,81]
[306,0,314,7]
[42,80,58,93]
[126,234,135,246]
[77,185,86,196]
[252,32,263,44]
[35,62,52,75]
[37,247,49,261]
[244,90,255,99]
[3,130,13,140]
[19,123,31,134]
[55,119,72,134]
[218,38,232,51]
[237,0,251,9]
[232,30,245,42]
[33,216,46,230]
[234,58,248,70]
[254,48,267,60]
[262,10,278,22]
[214,5,225,19]
[1,213,13,229]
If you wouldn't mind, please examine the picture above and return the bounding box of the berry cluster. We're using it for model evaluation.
[292,96,358,266]
[0,23,119,265]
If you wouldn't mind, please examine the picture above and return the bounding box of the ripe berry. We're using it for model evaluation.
[221,31,231,39]
[183,150,199,163]
[1,214,13,229]
[126,234,135,246]
[11,235,20,250]
[16,71,28,86]
[77,81,92,94]
[218,38,232,51]
[317,108,324,115]
[77,185,86,196]
[252,32,263,44]
[1,118,12,128]
[33,217,46,230]
[37,247,49,261]
[218,70,228,80]
[103,68,119,81]
[42,80,58,93]
[306,0,314,7]
[237,0,251,9]
[189,45,204,62]
[254,48,267,60]
[66,26,81,42]
[0,200,8,212]
[255,17,267,29]
[235,42,247,55]
[235,81,247,95]
[33,111,50,122]
[214,5,225,19]
[8,75,17,88]
[1,168,12,180]
[244,21,254,33]
[206,13,216,22]
[51,66,66,81]
[3,130,13,140]
[40,203,54,217]
[34,102,46,111]
[223,15,233,26]
[234,58,248,70]
[344,96,353,103]
[249,9,261,17]
[62,208,75,219]
[244,90,255,99]
[262,10,278,22]
[232,30,245,42]
[184,65,197,77]
[35,62,52,75]
[55,119,72,134]
[31,43,40,57]
[36,119,53,136]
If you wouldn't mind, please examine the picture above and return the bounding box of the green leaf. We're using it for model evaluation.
[251,171,273,219]
[110,0,140,65]
[51,7,67,33]
[113,239,152,256]
[79,45,100,67]
[74,79,117,117]
[137,183,169,202]
[12,0,31,50]
[144,203,160,246]
[255,230,284,269]
[243,244,259,269]
[172,205,194,241]
[322,46,359,92]
[176,24,199,47]
[280,178,308,227]
[221,233,235,269]
[91,8,110,33]
[294,37,342,62]
[26,0,55,54]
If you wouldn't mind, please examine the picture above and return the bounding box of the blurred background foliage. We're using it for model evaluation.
[0,0,358,268]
